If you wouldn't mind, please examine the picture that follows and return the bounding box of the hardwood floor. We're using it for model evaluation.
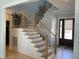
[6,47,35,59]
[56,46,73,59]
[5,46,73,59]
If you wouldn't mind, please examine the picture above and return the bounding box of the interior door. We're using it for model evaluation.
[59,18,74,46]
[6,21,9,46]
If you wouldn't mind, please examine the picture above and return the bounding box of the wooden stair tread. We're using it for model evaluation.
[31,38,43,43]
[28,36,42,39]
[25,33,38,35]
[35,41,46,46]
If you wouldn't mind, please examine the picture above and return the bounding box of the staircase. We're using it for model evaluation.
[11,1,57,59]
[18,4,56,59]
[21,23,55,59]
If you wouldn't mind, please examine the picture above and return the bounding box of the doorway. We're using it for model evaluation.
[59,18,75,47]
[6,21,10,46]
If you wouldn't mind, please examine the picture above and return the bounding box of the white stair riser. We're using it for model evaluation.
[31,41,46,47]
[22,35,38,38]
[26,31,37,34]
[24,29,36,31]
[32,37,43,42]
[36,41,45,45]
[29,34,40,38]
[26,37,43,43]
[24,34,40,38]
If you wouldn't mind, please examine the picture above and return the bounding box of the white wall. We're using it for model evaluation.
[74,0,79,59]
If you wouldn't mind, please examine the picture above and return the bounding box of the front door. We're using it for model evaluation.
[59,18,74,46]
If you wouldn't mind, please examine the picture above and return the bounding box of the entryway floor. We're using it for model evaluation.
[56,46,73,59]
[5,46,73,59]
[6,46,34,59]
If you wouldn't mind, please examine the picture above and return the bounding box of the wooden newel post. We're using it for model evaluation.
[45,35,48,59]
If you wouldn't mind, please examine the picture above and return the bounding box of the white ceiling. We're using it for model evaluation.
[48,0,75,11]
[48,0,75,17]
[7,0,75,18]
[8,0,75,11]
